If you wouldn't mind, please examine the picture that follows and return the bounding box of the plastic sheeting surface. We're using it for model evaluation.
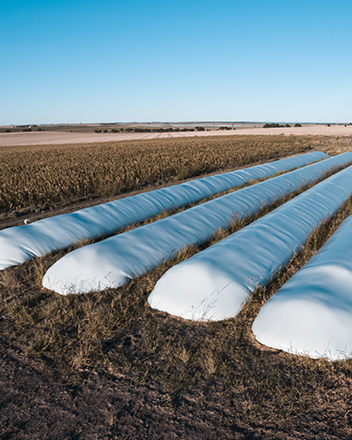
[0,151,327,271]
[148,157,352,321]
[42,153,351,295]
[252,215,352,361]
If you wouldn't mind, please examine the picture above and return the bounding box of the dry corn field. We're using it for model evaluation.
[0,135,318,215]
[2,134,352,439]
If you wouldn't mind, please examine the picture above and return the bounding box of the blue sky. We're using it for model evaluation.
[1,0,351,124]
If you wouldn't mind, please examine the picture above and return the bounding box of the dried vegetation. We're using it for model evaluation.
[0,135,314,215]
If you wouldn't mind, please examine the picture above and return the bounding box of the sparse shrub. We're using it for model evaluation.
[263,123,285,128]
[134,128,151,133]
[295,123,302,127]
[94,129,102,133]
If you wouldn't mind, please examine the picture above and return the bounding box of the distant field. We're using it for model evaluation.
[1,134,352,439]
[1,123,352,147]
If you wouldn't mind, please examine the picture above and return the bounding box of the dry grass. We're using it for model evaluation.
[1,135,352,438]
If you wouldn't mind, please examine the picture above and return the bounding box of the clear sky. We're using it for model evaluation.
[1,0,351,125]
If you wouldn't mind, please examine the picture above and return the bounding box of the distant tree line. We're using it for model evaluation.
[263,123,303,128]
[94,127,199,134]
[93,126,237,134]
[0,124,46,133]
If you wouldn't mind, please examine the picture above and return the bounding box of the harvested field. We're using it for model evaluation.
[1,135,352,439]
[1,124,352,147]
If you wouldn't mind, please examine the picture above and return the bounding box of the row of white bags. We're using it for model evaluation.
[0,151,327,270]
[43,153,352,295]
[148,158,352,324]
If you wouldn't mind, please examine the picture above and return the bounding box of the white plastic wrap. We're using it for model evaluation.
[0,151,327,271]
[252,215,352,361]
[148,157,352,321]
[42,153,351,295]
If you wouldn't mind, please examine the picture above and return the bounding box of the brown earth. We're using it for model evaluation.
[1,125,352,147]
[1,334,326,440]
[1,335,236,440]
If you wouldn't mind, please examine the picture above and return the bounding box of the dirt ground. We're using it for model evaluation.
[1,335,234,440]
[2,333,328,440]
[1,124,352,147]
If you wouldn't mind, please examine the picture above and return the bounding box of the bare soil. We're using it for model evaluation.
[0,337,315,440]
[1,335,237,440]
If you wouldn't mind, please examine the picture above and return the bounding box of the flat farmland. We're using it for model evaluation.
[1,123,352,147]
[1,134,352,439]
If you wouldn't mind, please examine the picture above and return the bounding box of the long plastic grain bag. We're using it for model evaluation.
[0,151,327,271]
[148,158,352,321]
[252,215,352,361]
[42,153,351,295]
